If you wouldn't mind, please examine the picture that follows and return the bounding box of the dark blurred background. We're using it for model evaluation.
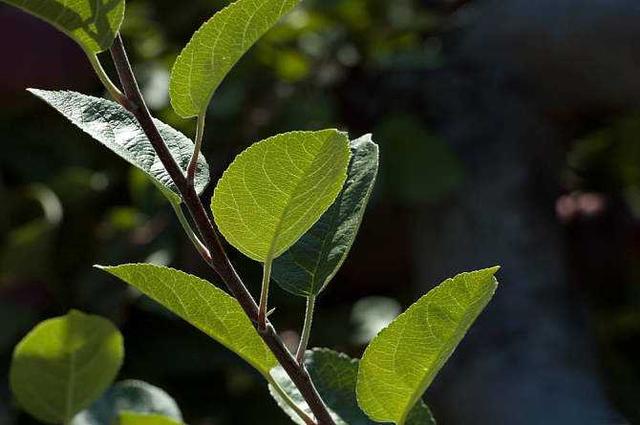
[2,0,640,423]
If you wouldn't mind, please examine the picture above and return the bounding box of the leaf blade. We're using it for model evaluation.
[72,380,183,425]
[29,89,210,203]
[211,129,351,262]
[10,310,124,424]
[272,134,379,297]
[118,412,183,425]
[0,0,125,53]
[169,0,300,118]
[270,349,435,425]
[99,264,277,376]
[356,267,499,424]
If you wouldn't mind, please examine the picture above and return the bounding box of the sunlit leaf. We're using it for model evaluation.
[272,134,378,296]
[10,310,124,424]
[118,412,183,425]
[270,349,435,425]
[99,264,277,375]
[29,90,210,204]
[0,0,125,53]
[169,0,300,118]
[72,380,183,425]
[356,268,499,424]
[211,129,350,262]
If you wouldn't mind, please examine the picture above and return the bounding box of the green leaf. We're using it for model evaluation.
[211,129,350,262]
[272,134,378,297]
[99,264,277,375]
[29,90,210,204]
[10,310,124,425]
[71,380,182,425]
[270,349,435,425]
[356,267,499,424]
[0,0,125,53]
[169,0,300,118]
[118,412,183,425]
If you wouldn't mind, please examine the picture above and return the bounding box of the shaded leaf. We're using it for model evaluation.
[99,264,277,375]
[272,134,378,297]
[0,0,125,53]
[270,349,435,425]
[211,129,350,262]
[10,310,124,424]
[72,380,182,425]
[170,0,300,118]
[29,89,210,204]
[356,268,499,424]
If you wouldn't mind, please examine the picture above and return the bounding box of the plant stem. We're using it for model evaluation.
[170,200,211,262]
[267,375,316,425]
[258,259,273,329]
[86,53,126,104]
[187,112,206,187]
[296,295,316,364]
[108,34,335,425]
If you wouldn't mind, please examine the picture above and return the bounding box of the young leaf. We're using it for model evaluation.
[356,267,500,424]
[169,0,300,118]
[118,412,183,425]
[211,129,350,263]
[29,90,210,204]
[270,349,435,425]
[71,380,183,425]
[10,310,124,425]
[0,0,125,53]
[99,264,277,376]
[272,134,379,297]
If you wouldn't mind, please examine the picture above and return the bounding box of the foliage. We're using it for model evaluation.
[211,129,350,263]
[169,0,300,118]
[0,0,124,53]
[2,0,499,424]
[100,264,277,375]
[272,134,378,298]
[10,311,124,424]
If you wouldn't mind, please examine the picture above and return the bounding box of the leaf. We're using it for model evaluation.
[99,264,277,375]
[0,0,125,53]
[211,129,351,262]
[10,310,124,425]
[29,90,210,204]
[272,134,378,297]
[270,349,435,425]
[356,267,499,424]
[118,412,183,425]
[71,380,183,425]
[169,0,300,118]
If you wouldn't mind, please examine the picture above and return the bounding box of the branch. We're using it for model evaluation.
[109,34,335,425]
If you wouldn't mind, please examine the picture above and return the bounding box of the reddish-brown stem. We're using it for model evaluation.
[109,34,335,425]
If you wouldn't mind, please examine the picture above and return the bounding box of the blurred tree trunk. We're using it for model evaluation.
[412,0,640,422]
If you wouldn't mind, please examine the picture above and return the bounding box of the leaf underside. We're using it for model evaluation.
[29,89,210,204]
[270,349,435,425]
[211,129,351,263]
[72,380,183,425]
[170,0,300,118]
[10,310,124,425]
[272,134,379,297]
[356,268,499,424]
[99,264,277,376]
[0,0,125,53]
